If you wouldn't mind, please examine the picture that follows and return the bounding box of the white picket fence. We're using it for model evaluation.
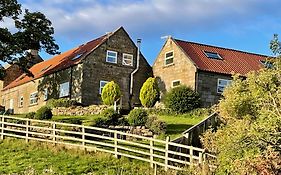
[0,115,214,171]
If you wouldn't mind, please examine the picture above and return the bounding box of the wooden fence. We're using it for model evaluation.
[0,115,213,172]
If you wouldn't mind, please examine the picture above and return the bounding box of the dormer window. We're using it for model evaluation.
[106,50,117,63]
[165,51,174,65]
[204,51,222,60]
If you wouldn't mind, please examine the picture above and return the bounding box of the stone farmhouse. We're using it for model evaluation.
[1,27,152,114]
[153,37,268,106]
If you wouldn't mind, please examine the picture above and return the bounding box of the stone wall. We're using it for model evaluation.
[52,105,108,116]
[197,70,232,107]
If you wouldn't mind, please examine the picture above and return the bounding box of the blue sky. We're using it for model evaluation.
[4,0,281,65]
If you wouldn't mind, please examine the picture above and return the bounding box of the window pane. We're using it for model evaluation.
[166,52,173,58]
[100,81,109,94]
[165,58,174,65]
[123,54,133,66]
[59,82,70,97]
[172,81,180,87]
[108,51,117,57]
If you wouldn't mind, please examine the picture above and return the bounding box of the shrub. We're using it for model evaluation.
[46,99,78,108]
[35,106,53,120]
[139,77,160,108]
[164,85,200,114]
[101,81,121,105]
[25,112,36,119]
[100,108,121,125]
[128,108,148,126]
[145,115,167,135]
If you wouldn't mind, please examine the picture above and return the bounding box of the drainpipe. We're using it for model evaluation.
[130,39,141,99]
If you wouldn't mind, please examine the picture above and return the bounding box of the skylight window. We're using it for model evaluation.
[71,53,83,60]
[204,51,222,60]
[260,60,273,68]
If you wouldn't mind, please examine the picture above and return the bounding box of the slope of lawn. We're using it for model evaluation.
[0,138,159,175]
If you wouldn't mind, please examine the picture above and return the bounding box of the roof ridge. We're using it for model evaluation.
[174,38,269,58]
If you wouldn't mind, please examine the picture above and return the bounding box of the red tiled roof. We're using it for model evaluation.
[174,39,269,75]
[3,34,109,91]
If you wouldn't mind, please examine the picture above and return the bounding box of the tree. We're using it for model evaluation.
[0,0,59,77]
[139,77,160,108]
[101,81,121,105]
[201,35,281,174]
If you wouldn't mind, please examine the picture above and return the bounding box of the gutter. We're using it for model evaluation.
[130,39,141,95]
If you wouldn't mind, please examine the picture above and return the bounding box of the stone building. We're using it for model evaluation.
[153,37,268,106]
[1,27,152,114]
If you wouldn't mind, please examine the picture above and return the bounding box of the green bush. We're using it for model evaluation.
[128,108,148,126]
[25,112,36,119]
[164,85,200,114]
[101,81,121,105]
[35,106,53,120]
[145,115,167,135]
[100,108,121,125]
[46,99,78,108]
[139,77,160,108]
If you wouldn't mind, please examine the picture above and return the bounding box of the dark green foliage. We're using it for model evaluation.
[93,108,126,127]
[128,108,148,126]
[145,115,167,134]
[0,0,59,75]
[101,81,121,105]
[46,99,78,108]
[35,106,52,120]
[164,85,200,114]
[25,112,35,119]
[139,77,160,108]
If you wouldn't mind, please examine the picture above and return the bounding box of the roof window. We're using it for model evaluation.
[71,53,83,60]
[204,51,222,60]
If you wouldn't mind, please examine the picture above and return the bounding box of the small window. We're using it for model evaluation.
[19,96,24,107]
[100,80,109,94]
[59,82,70,97]
[172,80,181,88]
[30,92,38,105]
[165,51,174,65]
[71,53,83,61]
[204,51,222,60]
[260,60,273,68]
[122,53,133,66]
[44,88,48,101]
[217,79,232,94]
[106,50,117,63]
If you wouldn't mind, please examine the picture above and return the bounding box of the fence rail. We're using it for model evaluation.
[0,115,213,171]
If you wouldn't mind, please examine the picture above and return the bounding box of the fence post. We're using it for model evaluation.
[114,131,118,158]
[82,126,85,150]
[164,136,170,171]
[52,122,56,143]
[190,146,194,165]
[25,120,29,143]
[0,116,4,140]
[150,136,155,168]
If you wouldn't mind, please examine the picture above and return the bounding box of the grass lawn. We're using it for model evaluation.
[52,115,100,126]
[0,138,164,175]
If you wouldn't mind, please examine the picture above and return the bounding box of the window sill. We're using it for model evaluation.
[163,63,175,68]
[29,103,38,107]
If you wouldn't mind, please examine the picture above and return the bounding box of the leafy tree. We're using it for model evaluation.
[139,77,160,108]
[164,85,200,114]
[0,0,59,77]
[202,36,281,174]
[101,81,121,105]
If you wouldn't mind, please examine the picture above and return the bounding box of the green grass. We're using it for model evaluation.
[0,138,163,175]
[52,115,100,126]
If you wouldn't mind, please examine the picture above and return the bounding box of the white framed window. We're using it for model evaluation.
[172,80,181,88]
[19,96,24,107]
[106,50,117,63]
[122,53,133,66]
[217,79,232,94]
[30,92,38,105]
[44,88,48,101]
[100,80,109,94]
[204,51,222,60]
[59,82,70,97]
[165,51,174,66]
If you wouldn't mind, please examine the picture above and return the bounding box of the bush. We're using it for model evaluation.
[128,108,148,126]
[25,112,36,119]
[46,99,78,108]
[35,106,53,120]
[164,85,200,114]
[101,81,121,105]
[100,108,121,125]
[145,115,167,135]
[139,77,160,108]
